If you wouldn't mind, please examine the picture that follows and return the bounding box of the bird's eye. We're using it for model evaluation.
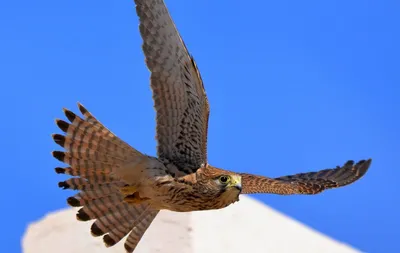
[219,176,230,184]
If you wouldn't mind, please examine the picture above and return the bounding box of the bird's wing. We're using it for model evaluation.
[134,0,209,174]
[240,159,371,195]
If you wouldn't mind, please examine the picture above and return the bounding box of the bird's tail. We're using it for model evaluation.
[52,103,158,252]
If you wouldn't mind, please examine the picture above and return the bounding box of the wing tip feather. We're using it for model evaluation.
[55,119,69,132]
[63,108,76,123]
[52,134,65,147]
[103,234,117,247]
[91,223,105,237]
[354,158,372,178]
[55,167,65,174]
[67,196,81,207]
[52,151,65,162]
[77,102,88,114]
[124,243,134,253]
[76,208,91,221]
[58,181,69,189]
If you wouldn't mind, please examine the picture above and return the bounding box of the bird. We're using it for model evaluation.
[51,0,371,252]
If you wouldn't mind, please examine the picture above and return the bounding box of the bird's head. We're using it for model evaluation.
[196,167,242,208]
[213,174,242,193]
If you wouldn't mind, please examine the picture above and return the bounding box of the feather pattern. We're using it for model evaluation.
[52,103,159,250]
[240,159,371,194]
[124,210,160,253]
[52,0,371,252]
[134,0,210,173]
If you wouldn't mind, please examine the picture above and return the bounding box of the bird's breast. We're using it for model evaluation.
[153,185,240,212]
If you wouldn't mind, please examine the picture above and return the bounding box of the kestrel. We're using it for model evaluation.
[52,0,371,252]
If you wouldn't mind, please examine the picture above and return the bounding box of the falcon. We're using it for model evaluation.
[52,0,371,252]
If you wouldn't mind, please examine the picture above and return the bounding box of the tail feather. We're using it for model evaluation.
[53,133,131,161]
[124,210,159,252]
[53,151,120,175]
[69,196,126,221]
[60,105,141,157]
[58,178,121,190]
[53,103,158,250]
[76,201,130,221]
[91,206,135,237]
[67,193,123,209]
[74,185,121,200]
[53,134,126,163]
[102,205,158,249]
[55,167,114,182]
[53,150,124,167]
[91,203,148,237]
[56,119,128,156]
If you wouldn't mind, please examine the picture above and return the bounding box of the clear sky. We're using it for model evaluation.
[1,0,399,252]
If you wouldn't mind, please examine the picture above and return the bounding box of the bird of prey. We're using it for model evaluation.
[52,0,371,252]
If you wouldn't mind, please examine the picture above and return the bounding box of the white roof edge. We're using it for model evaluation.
[22,195,360,253]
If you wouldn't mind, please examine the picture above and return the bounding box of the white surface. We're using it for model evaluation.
[22,196,360,253]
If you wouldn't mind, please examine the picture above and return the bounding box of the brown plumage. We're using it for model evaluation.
[52,0,371,252]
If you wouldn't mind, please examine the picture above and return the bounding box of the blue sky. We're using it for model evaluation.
[1,0,399,252]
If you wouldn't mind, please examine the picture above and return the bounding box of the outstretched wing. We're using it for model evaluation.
[240,159,371,195]
[134,0,209,173]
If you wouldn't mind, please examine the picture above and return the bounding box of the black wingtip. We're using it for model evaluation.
[76,208,91,221]
[356,158,372,177]
[77,102,88,115]
[63,108,76,123]
[58,181,69,189]
[55,167,65,174]
[103,234,117,247]
[52,151,65,162]
[344,160,355,167]
[124,243,134,253]
[67,197,81,207]
[56,119,70,133]
[91,223,105,237]
[52,134,65,147]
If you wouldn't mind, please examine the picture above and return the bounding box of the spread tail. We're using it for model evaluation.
[52,103,158,252]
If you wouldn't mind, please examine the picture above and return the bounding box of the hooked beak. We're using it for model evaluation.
[229,175,242,192]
